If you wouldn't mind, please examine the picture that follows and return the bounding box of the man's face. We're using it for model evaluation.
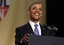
[28,4,43,21]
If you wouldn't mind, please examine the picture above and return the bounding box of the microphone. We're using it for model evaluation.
[41,24,58,31]
[51,25,58,31]
[41,24,52,30]
[42,24,58,36]
[45,25,58,31]
[46,25,53,30]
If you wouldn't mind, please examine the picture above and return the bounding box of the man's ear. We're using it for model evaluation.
[27,10,30,14]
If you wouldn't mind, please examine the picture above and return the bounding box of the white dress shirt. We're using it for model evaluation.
[29,20,41,35]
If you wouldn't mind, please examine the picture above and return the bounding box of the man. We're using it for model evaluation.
[15,2,53,45]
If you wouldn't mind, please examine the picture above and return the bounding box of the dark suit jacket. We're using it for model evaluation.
[15,22,53,45]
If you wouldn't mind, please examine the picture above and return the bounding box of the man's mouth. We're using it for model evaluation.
[34,13,39,16]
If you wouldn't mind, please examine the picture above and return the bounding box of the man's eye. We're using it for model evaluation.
[32,7,36,10]
[39,8,42,11]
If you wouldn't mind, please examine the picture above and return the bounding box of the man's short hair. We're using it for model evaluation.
[29,2,41,10]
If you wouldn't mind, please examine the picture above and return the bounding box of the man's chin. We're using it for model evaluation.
[33,19,39,21]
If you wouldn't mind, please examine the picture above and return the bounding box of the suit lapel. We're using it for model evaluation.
[40,24,47,36]
[26,23,34,34]
[40,24,44,35]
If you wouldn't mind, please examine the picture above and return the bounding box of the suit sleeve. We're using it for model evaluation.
[15,28,24,45]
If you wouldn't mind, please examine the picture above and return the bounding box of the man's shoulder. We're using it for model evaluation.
[40,23,47,27]
[16,23,29,29]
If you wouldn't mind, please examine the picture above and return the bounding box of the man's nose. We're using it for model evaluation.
[35,9,39,12]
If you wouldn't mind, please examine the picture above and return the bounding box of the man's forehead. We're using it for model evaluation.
[32,4,42,6]
[31,4,42,8]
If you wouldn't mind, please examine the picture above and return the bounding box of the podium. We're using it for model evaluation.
[28,35,64,45]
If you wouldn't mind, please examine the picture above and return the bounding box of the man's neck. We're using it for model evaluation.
[30,20,39,24]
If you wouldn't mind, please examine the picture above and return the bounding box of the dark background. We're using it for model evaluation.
[46,0,64,37]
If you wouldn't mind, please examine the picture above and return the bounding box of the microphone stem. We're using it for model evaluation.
[53,30,55,36]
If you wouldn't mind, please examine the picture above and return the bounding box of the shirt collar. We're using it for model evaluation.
[29,20,40,26]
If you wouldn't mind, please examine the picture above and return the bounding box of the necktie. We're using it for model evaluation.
[34,24,39,35]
